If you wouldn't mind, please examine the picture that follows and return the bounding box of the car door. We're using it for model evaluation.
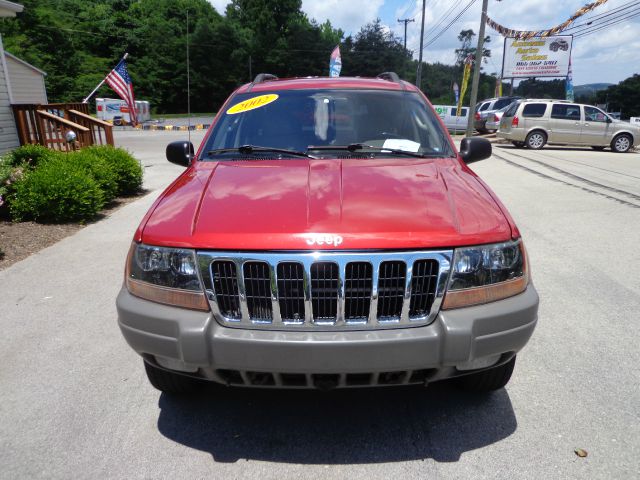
[581,106,611,146]
[549,104,582,144]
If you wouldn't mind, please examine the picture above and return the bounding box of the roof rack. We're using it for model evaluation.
[252,73,278,84]
[377,72,401,83]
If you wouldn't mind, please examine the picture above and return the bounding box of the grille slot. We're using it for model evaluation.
[344,262,372,322]
[277,262,305,323]
[377,261,407,319]
[243,262,273,321]
[310,262,339,322]
[409,259,439,318]
[211,260,241,319]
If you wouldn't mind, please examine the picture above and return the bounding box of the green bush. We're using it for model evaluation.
[70,149,119,202]
[9,156,104,222]
[84,146,143,195]
[7,144,57,168]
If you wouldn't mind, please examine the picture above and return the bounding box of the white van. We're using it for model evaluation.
[95,98,151,124]
[432,105,469,132]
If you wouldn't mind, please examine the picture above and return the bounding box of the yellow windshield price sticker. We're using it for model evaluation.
[226,94,279,114]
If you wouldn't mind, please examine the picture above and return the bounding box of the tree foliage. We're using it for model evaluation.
[0,1,503,113]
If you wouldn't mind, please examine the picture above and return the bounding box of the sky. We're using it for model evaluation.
[208,0,640,86]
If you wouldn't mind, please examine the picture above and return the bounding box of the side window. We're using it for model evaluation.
[451,107,468,117]
[551,104,581,120]
[522,103,547,118]
[584,106,608,122]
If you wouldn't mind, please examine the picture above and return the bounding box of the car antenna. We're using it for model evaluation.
[186,8,191,147]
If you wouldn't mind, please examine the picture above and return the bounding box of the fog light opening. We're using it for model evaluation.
[155,356,198,373]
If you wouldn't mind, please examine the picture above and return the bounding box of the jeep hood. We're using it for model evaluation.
[140,158,513,250]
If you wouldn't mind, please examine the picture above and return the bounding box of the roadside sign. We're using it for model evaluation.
[502,35,572,78]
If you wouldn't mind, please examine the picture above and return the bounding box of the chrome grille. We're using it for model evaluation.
[198,250,452,331]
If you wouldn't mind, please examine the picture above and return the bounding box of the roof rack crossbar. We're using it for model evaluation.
[253,73,278,84]
[377,72,401,83]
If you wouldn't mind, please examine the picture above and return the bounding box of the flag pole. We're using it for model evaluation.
[82,53,129,104]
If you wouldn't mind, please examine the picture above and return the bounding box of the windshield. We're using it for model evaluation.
[202,89,454,159]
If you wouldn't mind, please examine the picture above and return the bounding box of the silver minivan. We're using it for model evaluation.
[497,100,638,152]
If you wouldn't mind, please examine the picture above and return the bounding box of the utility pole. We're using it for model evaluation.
[416,0,426,88]
[398,18,414,51]
[465,0,488,137]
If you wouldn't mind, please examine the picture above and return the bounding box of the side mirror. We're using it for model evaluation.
[459,137,492,164]
[166,141,194,167]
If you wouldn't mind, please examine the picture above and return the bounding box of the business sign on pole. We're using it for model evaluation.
[502,35,572,78]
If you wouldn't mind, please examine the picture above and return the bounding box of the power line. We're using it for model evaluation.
[573,7,640,37]
[562,0,639,31]
[423,0,479,50]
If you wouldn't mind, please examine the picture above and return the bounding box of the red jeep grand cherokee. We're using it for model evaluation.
[117,73,539,394]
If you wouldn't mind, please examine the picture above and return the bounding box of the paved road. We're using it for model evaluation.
[1,134,639,479]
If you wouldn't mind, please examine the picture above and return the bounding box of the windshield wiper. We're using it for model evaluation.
[307,143,428,158]
[207,145,315,159]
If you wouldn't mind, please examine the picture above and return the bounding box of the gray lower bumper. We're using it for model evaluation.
[117,283,538,386]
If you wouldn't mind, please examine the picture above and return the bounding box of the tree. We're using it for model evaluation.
[455,29,491,67]
[596,74,640,118]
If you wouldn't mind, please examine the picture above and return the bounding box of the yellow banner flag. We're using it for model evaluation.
[456,57,472,116]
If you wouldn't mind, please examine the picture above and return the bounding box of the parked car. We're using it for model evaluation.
[474,96,521,133]
[117,72,539,395]
[497,99,639,152]
[549,39,569,52]
[486,101,520,131]
[432,104,469,132]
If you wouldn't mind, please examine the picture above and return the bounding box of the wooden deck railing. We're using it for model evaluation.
[35,111,91,151]
[11,103,113,150]
[67,109,114,146]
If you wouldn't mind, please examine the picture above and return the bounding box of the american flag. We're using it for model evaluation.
[105,59,137,124]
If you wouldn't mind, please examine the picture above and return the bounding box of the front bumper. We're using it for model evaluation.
[117,284,539,388]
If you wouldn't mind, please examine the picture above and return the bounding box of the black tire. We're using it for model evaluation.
[477,128,488,134]
[525,130,547,149]
[611,133,632,153]
[512,141,525,148]
[591,146,606,151]
[457,356,516,392]
[144,360,200,394]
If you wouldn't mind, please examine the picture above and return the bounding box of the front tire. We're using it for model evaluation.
[611,134,632,153]
[457,356,516,392]
[144,361,200,394]
[525,130,547,149]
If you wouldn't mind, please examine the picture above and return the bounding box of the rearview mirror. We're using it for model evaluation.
[166,141,194,167]
[459,137,492,164]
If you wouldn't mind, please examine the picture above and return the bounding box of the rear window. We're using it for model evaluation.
[477,102,491,112]
[504,101,520,117]
[522,103,547,118]
[551,104,581,120]
[494,98,513,110]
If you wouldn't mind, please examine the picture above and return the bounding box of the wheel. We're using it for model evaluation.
[611,133,632,153]
[144,360,200,394]
[512,141,525,148]
[591,146,605,151]
[477,127,488,134]
[457,356,516,392]
[525,130,547,149]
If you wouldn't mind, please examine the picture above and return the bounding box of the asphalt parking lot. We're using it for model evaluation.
[1,132,639,479]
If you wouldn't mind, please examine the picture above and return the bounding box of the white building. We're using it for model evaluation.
[4,51,47,104]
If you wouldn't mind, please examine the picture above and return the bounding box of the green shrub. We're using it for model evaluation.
[7,144,57,168]
[70,149,119,202]
[84,146,143,195]
[0,157,27,208]
[10,157,104,222]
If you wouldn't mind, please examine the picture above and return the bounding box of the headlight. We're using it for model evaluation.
[442,239,529,309]
[125,243,209,311]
